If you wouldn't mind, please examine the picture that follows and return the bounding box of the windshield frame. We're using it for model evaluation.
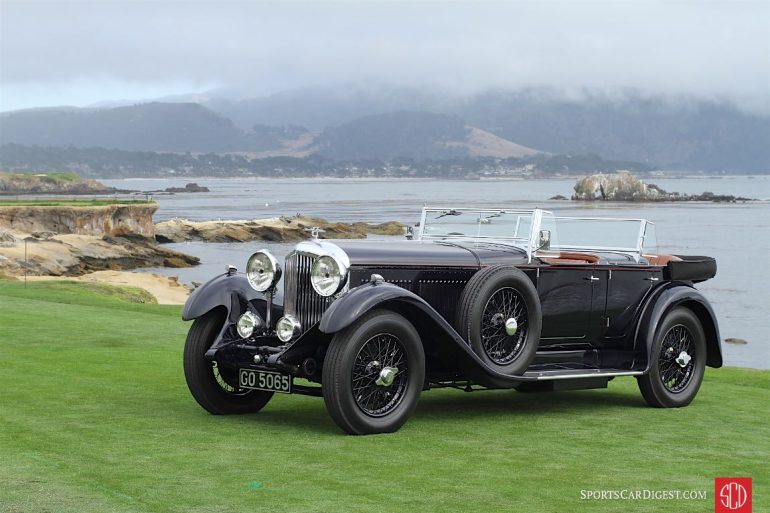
[417,207,548,262]
[417,207,653,263]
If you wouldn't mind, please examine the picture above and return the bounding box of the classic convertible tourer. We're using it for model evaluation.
[182,208,720,434]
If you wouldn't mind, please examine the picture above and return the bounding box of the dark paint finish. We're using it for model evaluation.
[182,273,257,322]
[334,239,528,268]
[536,267,597,341]
[183,272,283,324]
[184,237,721,390]
[317,281,551,388]
[634,282,722,370]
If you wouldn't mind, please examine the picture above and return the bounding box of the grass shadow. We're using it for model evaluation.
[238,386,646,434]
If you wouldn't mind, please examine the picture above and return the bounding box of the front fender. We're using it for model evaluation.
[319,282,427,333]
[635,282,722,370]
[182,273,282,323]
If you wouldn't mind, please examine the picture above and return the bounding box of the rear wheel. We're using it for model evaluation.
[637,307,706,408]
[183,310,274,414]
[322,310,425,435]
[456,266,541,375]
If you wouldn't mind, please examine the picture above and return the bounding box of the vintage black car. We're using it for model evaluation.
[182,208,721,434]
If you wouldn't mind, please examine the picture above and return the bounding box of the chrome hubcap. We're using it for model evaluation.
[375,367,399,387]
[675,350,692,368]
[504,318,518,336]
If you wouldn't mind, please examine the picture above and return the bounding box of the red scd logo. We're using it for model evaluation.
[715,478,752,513]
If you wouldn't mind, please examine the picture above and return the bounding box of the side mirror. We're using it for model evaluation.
[537,229,551,251]
[405,226,415,240]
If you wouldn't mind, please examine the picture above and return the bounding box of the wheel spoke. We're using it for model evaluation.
[351,333,409,417]
[480,287,528,364]
[658,324,696,393]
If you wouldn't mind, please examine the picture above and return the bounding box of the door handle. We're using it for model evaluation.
[646,277,660,282]
[585,276,600,281]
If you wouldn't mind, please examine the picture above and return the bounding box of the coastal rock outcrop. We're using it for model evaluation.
[155,216,406,243]
[163,183,210,193]
[0,202,198,276]
[0,172,117,195]
[0,203,158,238]
[572,173,753,202]
[0,232,199,277]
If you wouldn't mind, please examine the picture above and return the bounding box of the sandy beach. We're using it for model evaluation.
[25,270,191,305]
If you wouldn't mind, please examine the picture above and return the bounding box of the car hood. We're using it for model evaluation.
[330,239,528,268]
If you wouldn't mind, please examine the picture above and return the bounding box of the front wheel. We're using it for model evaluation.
[183,310,274,415]
[637,307,706,408]
[322,310,425,435]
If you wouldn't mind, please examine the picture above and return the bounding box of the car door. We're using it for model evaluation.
[537,264,605,346]
[599,266,661,347]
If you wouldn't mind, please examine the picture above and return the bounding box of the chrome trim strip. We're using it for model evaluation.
[532,370,644,381]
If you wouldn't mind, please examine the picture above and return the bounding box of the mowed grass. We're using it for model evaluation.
[0,280,766,513]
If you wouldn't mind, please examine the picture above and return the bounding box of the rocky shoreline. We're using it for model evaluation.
[0,201,406,281]
[0,230,199,277]
[155,216,405,243]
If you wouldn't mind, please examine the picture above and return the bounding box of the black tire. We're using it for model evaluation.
[637,307,706,408]
[456,265,542,375]
[183,310,274,415]
[322,309,425,435]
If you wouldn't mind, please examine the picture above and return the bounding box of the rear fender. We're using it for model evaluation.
[634,282,722,371]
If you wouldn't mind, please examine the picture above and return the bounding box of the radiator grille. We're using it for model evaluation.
[283,253,333,331]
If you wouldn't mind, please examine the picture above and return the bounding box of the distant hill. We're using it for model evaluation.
[2,87,768,172]
[201,87,770,172]
[0,104,540,161]
[457,91,770,172]
[0,103,284,153]
[315,111,540,160]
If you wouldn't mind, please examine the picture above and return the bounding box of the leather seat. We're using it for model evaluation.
[540,252,601,265]
[643,254,682,266]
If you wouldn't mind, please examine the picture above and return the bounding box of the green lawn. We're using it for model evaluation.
[0,280,766,513]
[0,199,154,207]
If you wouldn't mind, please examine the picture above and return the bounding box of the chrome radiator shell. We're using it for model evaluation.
[283,251,334,331]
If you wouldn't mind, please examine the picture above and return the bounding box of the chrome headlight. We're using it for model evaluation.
[246,250,282,292]
[236,311,262,338]
[311,255,347,296]
[275,315,301,342]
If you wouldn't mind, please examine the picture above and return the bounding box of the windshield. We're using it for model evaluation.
[419,208,535,243]
[549,217,649,254]
[418,207,652,263]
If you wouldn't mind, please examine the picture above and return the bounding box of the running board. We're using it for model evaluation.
[523,369,644,381]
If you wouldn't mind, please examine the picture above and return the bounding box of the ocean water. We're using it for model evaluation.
[102,176,770,369]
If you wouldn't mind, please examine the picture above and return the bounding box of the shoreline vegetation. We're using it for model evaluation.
[0,171,210,196]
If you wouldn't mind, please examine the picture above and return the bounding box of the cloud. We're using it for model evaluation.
[1,0,768,110]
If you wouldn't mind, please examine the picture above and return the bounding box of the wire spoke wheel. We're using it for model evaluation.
[481,287,528,364]
[658,324,696,393]
[351,333,409,417]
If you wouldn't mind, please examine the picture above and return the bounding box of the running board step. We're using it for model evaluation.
[523,368,644,381]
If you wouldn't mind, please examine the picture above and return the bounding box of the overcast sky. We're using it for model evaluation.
[1,0,768,112]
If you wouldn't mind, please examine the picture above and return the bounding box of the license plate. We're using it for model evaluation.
[238,369,292,394]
